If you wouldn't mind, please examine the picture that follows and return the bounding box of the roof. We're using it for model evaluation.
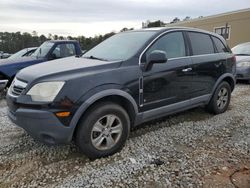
[133,26,219,36]
[48,40,77,43]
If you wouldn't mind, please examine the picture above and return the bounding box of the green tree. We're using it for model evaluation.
[0,31,117,53]
[146,20,165,28]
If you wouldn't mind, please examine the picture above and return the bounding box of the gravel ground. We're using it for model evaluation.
[0,84,249,188]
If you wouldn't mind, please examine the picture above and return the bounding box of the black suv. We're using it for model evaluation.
[7,27,236,159]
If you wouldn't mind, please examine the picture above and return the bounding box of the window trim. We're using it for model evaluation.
[214,25,231,40]
[139,29,226,65]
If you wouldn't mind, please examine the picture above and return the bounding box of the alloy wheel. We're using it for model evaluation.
[217,87,228,110]
[91,114,123,151]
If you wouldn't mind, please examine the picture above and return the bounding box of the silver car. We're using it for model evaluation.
[232,42,250,83]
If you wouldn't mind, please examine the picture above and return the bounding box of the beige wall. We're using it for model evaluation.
[168,9,250,48]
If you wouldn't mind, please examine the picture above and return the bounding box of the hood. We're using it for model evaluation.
[235,55,250,63]
[0,56,46,78]
[0,56,44,66]
[16,56,122,83]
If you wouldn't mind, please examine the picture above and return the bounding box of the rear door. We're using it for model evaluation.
[187,31,224,98]
[141,31,193,111]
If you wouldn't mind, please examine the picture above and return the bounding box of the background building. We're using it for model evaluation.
[168,8,250,47]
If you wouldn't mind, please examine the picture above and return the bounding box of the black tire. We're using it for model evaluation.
[206,81,231,114]
[76,102,130,159]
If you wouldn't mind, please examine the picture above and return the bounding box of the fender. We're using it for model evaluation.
[68,89,139,137]
[209,73,236,101]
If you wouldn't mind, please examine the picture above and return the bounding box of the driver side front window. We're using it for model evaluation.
[142,32,186,63]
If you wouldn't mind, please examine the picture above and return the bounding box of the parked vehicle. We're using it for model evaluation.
[0,51,11,59]
[232,42,250,83]
[8,47,38,60]
[7,27,236,159]
[0,40,82,90]
[2,53,11,59]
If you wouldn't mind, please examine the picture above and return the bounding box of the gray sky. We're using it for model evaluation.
[0,0,250,37]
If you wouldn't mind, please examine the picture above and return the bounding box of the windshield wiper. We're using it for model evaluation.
[84,55,108,61]
[235,53,250,56]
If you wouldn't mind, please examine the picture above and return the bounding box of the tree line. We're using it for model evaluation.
[0,31,116,54]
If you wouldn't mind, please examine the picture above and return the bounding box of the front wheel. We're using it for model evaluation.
[76,102,130,159]
[206,81,231,114]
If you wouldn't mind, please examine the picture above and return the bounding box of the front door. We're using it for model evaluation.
[140,31,193,111]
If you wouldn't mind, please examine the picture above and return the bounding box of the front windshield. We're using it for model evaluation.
[32,41,54,58]
[83,31,156,61]
[8,49,27,59]
[232,43,250,56]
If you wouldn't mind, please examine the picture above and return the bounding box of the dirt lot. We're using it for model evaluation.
[0,84,249,188]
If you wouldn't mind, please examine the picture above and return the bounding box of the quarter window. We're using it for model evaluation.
[146,32,186,60]
[188,32,214,55]
[212,36,228,53]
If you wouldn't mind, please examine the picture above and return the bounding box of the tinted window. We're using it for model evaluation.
[212,36,228,53]
[146,32,186,59]
[188,32,214,55]
[52,43,76,58]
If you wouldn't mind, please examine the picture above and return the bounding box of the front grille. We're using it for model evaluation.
[9,78,28,97]
[12,85,25,96]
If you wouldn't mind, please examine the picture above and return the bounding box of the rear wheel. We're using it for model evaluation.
[206,81,231,114]
[76,102,130,159]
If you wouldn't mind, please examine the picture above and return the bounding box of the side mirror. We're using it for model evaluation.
[145,50,168,71]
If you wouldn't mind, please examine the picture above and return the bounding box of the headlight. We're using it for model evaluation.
[237,61,250,67]
[27,82,64,102]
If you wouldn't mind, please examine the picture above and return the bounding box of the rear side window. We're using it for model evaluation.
[188,32,215,55]
[212,36,228,53]
[146,32,186,59]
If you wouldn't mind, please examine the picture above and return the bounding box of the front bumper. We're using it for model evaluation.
[6,96,74,145]
[236,67,250,80]
[0,79,8,90]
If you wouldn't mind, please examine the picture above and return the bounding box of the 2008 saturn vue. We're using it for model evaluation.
[7,27,236,159]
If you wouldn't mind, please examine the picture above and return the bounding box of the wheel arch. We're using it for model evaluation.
[212,73,236,94]
[69,89,139,139]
